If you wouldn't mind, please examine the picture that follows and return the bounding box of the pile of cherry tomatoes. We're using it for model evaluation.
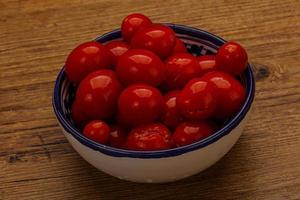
[65,13,248,151]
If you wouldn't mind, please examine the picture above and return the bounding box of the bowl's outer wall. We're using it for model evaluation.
[59,108,251,183]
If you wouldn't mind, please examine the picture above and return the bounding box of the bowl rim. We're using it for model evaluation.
[52,24,255,158]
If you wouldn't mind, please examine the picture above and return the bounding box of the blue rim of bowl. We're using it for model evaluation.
[52,24,255,158]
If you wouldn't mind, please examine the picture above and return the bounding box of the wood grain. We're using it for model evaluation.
[1,0,300,199]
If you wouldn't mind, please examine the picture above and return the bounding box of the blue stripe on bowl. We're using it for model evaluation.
[52,24,255,158]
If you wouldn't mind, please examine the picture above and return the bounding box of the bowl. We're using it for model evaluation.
[52,24,255,183]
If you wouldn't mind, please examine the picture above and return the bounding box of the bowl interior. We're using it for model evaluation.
[53,24,255,158]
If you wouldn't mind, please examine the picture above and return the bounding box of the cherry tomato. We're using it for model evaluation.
[177,78,217,120]
[131,24,176,59]
[109,126,127,148]
[161,91,182,128]
[83,120,110,144]
[121,13,152,41]
[173,121,216,147]
[105,41,130,66]
[116,49,165,86]
[71,99,91,129]
[65,41,112,84]
[202,71,246,118]
[197,55,217,75]
[118,84,164,127]
[76,70,122,120]
[125,123,172,151]
[164,53,202,89]
[216,41,248,76]
[172,38,187,53]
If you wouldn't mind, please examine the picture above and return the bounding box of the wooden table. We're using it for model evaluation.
[1,0,300,199]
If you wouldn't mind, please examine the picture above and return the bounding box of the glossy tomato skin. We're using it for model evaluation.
[172,38,187,53]
[177,78,218,120]
[125,123,172,151]
[105,41,130,66]
[83,120,110,144]
[76,70,122,120]
[131,24,176,59]
[202,71,246,118]
[161,91,182,129]
[216,41,248,76]
[121,13,152,41]
[116,49,165,86]
[65,41,112,84]
[71,100,91,129]
[165,53,202,90]
[197,55,217,75]
[118,84,164,127]
[109,126,127,148]
[173,121,216,147]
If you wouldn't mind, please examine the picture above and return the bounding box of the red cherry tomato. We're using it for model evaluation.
[131,24,176,59]
[71,100,91,129]
[65,41,112,84]
[83,120,110,144]
[105,41,130,66]
[118,84,164,127]
[76,70,122,120]
[202,71,246,118]
[216,41,248,76]
[125,123,172,151]
[177,78,217,120]
[109,126,127,148]
[197,55,217,75]
[172,38,187,53]
[121,13,152,41]
[164,53,202,89]
[173,121,216,147]
[116,49,165,86]
[161,91,182,128]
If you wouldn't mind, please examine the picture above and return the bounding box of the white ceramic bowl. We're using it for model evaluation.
[52,24,255,183]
